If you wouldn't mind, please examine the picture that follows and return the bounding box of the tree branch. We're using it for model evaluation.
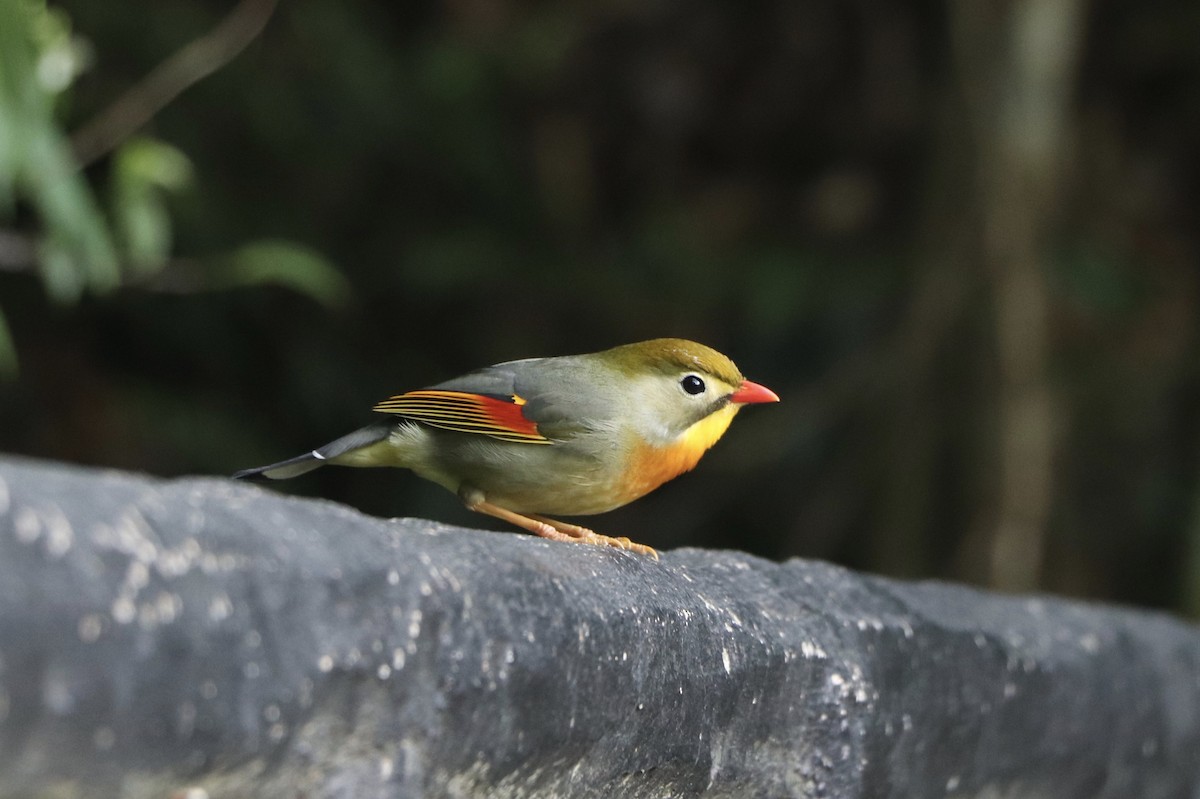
[70,0,280,167]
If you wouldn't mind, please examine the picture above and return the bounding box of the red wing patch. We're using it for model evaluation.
[372,390,552,444]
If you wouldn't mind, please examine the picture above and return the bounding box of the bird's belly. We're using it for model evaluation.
[430,435,637,516]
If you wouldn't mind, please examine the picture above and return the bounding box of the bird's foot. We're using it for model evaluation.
[530,514,659,559]
[462,493,659,559]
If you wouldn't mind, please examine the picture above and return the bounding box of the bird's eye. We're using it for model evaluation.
[680,374,706,395]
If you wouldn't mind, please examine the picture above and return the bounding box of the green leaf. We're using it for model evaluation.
[30,4,91,93]
[26,127,121,297]
[111,138,193,274]
[219,240,351,309]
[114,137,193,191]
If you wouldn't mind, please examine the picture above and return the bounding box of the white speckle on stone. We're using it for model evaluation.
[157,548,192,578]
[263,704,281,723]
[377,663,392,680]
[42,669,74,714]
[14,506,41,544]
[155,591,181,624]
[380,756,395,780]
[126,560,149,591]
[243,661,260,679]
[1079,632,1100,654]
[268,723,287,742]
[408,609,423,639]
[318,654,334,673]
[799,639,827,659]
[392,648,406,671]
[111,596,136,625]
[721,648,732,674]
[115,509,158,563]
[387,569,400,585]
[43,507,74,557]
[208,592,233,622]
[946,775,961,791]
[0,477,9,514]
[78,614,103,643]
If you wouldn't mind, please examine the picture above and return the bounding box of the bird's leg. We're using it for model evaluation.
[465,497,578,544]
[459,487,658,559]
[528,514,659,560]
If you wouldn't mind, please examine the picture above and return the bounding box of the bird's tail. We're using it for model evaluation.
[233,422,393,481]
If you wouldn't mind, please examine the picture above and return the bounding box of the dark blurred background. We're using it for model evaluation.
[1,0,1198,614]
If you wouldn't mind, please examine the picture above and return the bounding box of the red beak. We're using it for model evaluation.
[730,379,780,404]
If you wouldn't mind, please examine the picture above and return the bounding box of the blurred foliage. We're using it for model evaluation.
[1,0,1199,615]
[0,0,343,375]
[0,0,117,365]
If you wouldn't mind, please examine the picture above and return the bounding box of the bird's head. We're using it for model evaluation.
[597,338,779,447]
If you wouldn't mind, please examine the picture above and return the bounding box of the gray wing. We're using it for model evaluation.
[428,355,620,440]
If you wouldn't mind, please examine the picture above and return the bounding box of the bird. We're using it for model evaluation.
[234,338,778,558]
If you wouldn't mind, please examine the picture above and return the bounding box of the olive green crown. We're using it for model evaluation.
[601,338,744,386]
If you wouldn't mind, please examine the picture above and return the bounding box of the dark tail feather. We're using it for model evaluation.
[233,452,324,481]
[232,422,393,481]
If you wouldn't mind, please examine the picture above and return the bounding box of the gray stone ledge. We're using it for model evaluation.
[0,455,1198,798]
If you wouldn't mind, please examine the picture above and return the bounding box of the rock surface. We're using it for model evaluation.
[0,455,1198,798]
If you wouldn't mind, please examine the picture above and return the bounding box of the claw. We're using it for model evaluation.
[594,533,659,560]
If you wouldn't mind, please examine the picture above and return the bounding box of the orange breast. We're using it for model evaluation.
[616,405,740,504]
